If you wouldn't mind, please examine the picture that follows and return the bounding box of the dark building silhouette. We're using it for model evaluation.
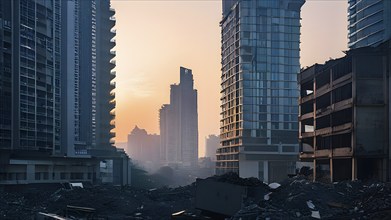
[127,126,160,171]
[205,135,219,161]
[299,40,391,182]
[159,67,198,168]
[217,0,305,182]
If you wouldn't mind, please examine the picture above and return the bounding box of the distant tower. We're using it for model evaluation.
[218,0,305,182]
[159,67,198,167]
[348,0,391,49]
[205,135,219,161]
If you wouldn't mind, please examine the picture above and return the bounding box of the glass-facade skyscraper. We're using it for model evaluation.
[217,0,304,182]
[348,0,391,49]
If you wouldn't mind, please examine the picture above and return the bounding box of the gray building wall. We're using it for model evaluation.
[299,41,391,182]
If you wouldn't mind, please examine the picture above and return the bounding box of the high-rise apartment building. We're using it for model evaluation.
[0,0,120,185]
[160,67,198,167]
[217,0,304,182]
[348,0,391,49]
[61,0,116,156]
[0,0,62,152]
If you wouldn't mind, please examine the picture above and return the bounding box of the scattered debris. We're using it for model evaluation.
[1,174,391,219]
[268,182,281,190]
[69,183,83,189]
[307,200,315,209]
[311,210,321,219]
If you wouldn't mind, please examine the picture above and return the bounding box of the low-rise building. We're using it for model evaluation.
[299,40,391,182]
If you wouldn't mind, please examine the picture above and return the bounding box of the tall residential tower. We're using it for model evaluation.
[217,0,305,182]
[61,0,116,156]
[0,0,121,185]
[348,0,391,49]
[0,0,62,152]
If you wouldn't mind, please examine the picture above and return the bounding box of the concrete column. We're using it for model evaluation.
[352,158,357,180]
[330,158,333,183]
[313,160,317,182]
[263,161,269,183]
[48,165,54,180]
[26,164,35,182]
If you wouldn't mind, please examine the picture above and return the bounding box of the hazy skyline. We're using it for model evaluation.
[111,0,348,156]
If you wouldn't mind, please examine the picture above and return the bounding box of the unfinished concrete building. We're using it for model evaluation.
[299,40,391,182]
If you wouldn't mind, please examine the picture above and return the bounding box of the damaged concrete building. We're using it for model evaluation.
[299,40,391,182]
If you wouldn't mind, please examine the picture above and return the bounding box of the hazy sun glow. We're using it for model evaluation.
[111,0,348,157]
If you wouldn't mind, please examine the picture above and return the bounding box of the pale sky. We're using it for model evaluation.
[111,0,348,157]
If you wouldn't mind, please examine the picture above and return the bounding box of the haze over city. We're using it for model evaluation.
[112,0,348,156]
[2,0,391,218]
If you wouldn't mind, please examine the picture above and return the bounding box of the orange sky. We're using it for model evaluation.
[111,0,348,157]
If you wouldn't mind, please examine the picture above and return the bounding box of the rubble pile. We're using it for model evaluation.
[0,184,196,219]
[207,172,267,187]
[233,177,391,219]
[1,174,391,219]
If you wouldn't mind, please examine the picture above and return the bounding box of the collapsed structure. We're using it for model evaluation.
[299,40,391,182]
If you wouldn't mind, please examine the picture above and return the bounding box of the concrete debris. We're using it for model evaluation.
[1,174,391,219]
[268,182,281,190]
[311,210,321,219]
[307,200,315,209]
[264,192,272,201]
[0,183,196,219]
[232,176,391,219]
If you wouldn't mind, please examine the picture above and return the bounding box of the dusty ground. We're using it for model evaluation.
[1,174,391,219]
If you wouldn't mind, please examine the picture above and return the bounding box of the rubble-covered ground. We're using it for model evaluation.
[232,177,391,220]
[0,184,196,219]
[1,174,391,219]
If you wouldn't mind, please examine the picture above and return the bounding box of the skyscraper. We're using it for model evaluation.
[0,0,120,185]
[217,0,304,182]
[61,0,116,156]
[348,0,391,49]
[0,0,62,152]
[160,67,198,167]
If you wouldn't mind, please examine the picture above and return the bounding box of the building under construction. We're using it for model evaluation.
[299,40,391,182]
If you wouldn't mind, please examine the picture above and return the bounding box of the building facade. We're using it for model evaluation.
[159,67,198,168]
[61,0,116,156]
[217,0,305,182]
[0,0,62,153]
[299,40,391,182]
[0,0,120,185]
[205,134,219,161]
[348,0,391,49]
